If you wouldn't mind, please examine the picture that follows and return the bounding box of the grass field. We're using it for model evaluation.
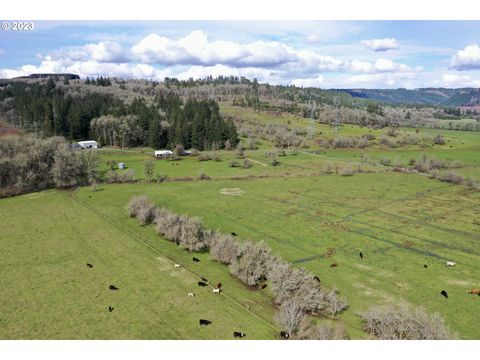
[0,190,278,339]
[73,173,480,339]
[1,106,479,340]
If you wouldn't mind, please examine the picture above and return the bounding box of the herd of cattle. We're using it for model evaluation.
[329,254,480,301]
[83,249,479,339]
[178,256,251,339]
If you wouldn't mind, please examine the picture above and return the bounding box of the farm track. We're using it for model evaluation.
[70,188,278,332]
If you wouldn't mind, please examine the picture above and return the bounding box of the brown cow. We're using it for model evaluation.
[468,288,480,295]
[330,263,338,268]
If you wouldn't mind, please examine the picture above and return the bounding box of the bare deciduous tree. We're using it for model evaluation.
[275,299,307,337]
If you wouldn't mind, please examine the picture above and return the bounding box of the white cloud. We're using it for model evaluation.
[48,41,128,63]
[131,30,298,67]
[0,59,171,80]
[291,75,325,88]
[450,44,480,71]
[440,73,480,87]
[360,38,399,52]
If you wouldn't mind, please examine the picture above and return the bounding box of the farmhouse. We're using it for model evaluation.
[78,140,99,149]
[154,150,173,159]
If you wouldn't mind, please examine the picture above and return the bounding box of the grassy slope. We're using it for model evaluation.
[0,190,277,339]
[75,174,480,339]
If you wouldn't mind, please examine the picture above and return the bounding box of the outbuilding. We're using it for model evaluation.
[154,150,173,159]
[78,140,99,149]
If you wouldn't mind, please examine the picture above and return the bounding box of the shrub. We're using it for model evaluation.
[380,157,391,166]
[136,203,157,226]
[340,167,354,176]
[154,209,183,243]
[297,321,347,340]
[360,302,456,340]
[449,159,464,168]
[229,241,273,286]
[242,159,253,169]
[433,134,445,145]
[127,195,157,225]
[179,216,208,252]
[155,173,167,183]
[173,144,185,156]
[210,233,241,264]
[106,169,135,183]
[229,160,240,168]
[437,171,464,185]
[144,159,154,182]
[198,171,211,180]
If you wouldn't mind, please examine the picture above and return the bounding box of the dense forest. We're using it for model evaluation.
[0,79,239,150]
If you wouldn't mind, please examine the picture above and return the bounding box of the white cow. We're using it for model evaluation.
[446,261,456,267]
[212,288,221,294]
[174,264,181,268]
[188,292,195,297]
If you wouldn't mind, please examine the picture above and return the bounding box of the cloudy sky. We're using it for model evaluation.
[1,21,480,88]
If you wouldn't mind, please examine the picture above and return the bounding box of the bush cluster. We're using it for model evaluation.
[106,169,135,183]
[360,302,456,340]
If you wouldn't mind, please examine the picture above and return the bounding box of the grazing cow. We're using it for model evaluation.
[193,257,200,262]
[424,264,428,268]
[280,331,290,339]
[313,275,321,283]
[86,263,93,268]
[212,288,221,294]
[198,281,208,287]
[174,264,181,268]
[231,232,238,237]
[359,252,364,259]
[188,292,195,297]
[233,332,246,338]
[446,261,456,267]
[261,284,267,289]
[216,282,222,289]
[441,290,448,298]
[468,288,480,295]
[109,285,119,291]
[199,319,212,326]
[330,263,338,268]
[108,306,114,312]
[201,277,208,283]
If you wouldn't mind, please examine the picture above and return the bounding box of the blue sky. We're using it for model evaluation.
[1,21,480,88]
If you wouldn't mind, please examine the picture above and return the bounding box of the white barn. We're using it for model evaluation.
[78,140,99,149]
[154,150,173,158]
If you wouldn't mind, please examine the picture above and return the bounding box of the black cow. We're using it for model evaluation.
[86,263,93,268]
[198,281,208,287]
[261,284,267,289]
[424,264,428,268]
[108,306,114,312]
[231,232,238,237]
[313,275,320,283]
[109,285,119,291]
[201,277,208,283]
[359,252,364,259]
[233,331,246,338]
[193,257,200,262]
[441,290,448,298]
[199,319,212,326]
[280,331,290,339]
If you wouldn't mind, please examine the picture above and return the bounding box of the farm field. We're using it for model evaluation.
[73,173,480,339]
[0,190,277,339]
